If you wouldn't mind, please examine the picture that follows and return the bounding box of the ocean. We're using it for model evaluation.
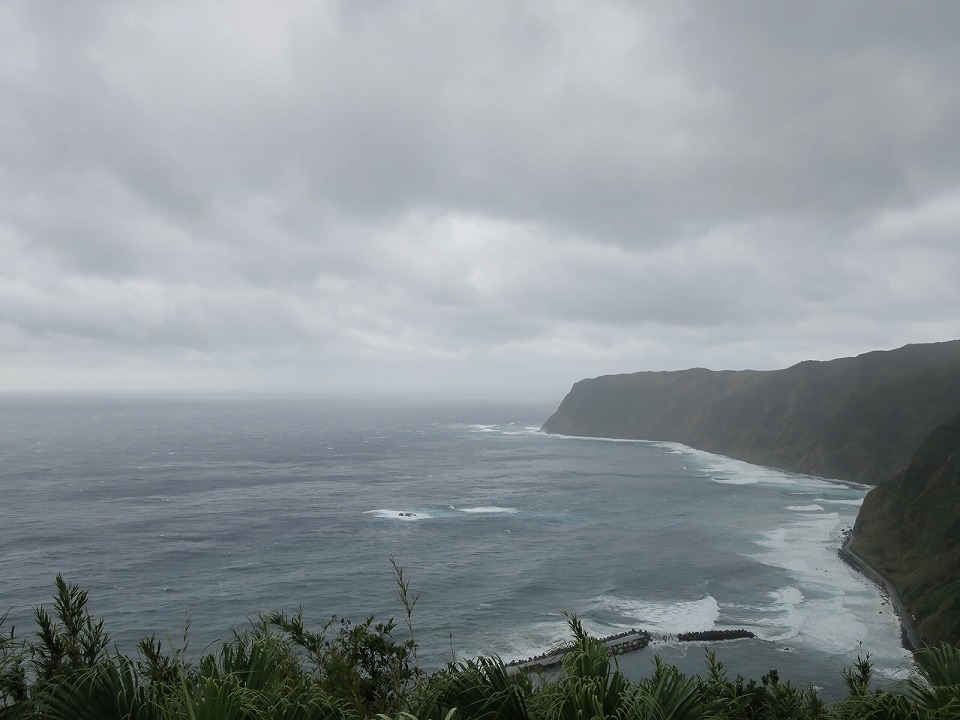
[0,396,913,701]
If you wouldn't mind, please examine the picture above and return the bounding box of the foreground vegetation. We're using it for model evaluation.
[3,574,959,719]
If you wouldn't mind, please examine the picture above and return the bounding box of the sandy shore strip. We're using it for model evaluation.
[839,532,921,651]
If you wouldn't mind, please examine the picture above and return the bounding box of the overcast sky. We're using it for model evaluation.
[2,1,960,401]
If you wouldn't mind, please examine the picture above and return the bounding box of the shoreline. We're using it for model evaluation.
[838,532,921,652]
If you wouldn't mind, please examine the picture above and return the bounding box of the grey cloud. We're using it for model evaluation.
[2,1,960,398]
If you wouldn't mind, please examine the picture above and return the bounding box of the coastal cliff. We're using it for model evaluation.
[541,340,960,485]
[852,411,960,647]
[543,339,960,647]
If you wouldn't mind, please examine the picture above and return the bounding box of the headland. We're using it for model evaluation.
[541,340,960,486]
[541,340,960,649]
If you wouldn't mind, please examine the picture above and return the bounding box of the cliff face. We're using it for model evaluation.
[852,412,960,646]
[541,340,960,485]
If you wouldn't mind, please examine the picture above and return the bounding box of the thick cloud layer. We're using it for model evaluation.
[2,1,959,399]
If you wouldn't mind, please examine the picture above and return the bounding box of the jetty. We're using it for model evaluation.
[505,626,756,675]
[506,630,652,674]
[677,629,755,642]
[838,530,921,651]
[505,629,652,674]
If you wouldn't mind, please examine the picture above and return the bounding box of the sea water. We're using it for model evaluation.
[0,397,913,701]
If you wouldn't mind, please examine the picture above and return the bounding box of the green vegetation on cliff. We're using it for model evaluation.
[542,340,960,651]
[541,341,960,485]
[852,411,960,648]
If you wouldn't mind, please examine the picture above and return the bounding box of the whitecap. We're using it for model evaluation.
[547,433,647,445]
[755,586,875,654]
[682,449,843,489]
[770,586,804,608]
[140,495,172,503]
[754,528,789,550]
[493,620,573,663]
[456,506,518,514]
[748,513,842,573]
[588,594,720,634]
[711,476,758,485]
[740,505,909,658]
[752,586,806,641]
[652,441,694,454]
[466,424,498,432]
[785,504,824,512]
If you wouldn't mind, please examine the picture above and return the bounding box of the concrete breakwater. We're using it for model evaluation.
[838,530,921,651]
[505,626,758,674]
[505,629,652,674]
[677,629,755,642]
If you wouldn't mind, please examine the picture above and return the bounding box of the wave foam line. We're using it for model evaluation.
[590,594,720,634]
[457,506,518,514]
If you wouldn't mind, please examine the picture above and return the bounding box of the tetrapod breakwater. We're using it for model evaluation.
[505,629,651,674]
[505,627,756,675]
[677,629,755,642]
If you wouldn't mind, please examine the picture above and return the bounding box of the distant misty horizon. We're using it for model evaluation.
[3,337,958,404]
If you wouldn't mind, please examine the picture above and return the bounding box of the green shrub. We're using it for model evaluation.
[5,576,960,720]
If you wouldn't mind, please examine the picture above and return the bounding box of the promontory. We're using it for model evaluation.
[541,340,960,485]
[542,339,960,646]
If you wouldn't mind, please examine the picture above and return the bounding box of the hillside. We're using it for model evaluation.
[852,411,960,647]
[541,340,960,484]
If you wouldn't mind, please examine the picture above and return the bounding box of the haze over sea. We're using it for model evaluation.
[2,397,912,700]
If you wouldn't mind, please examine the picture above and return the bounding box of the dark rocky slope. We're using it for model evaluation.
[541,340,960,485]
[852,411,960,647]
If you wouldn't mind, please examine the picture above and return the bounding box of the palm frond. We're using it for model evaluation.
[32,657,160,720]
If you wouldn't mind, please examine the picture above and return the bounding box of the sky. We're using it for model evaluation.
[2,1,960,401]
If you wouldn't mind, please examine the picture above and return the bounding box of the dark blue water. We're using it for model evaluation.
[0,397,912,700]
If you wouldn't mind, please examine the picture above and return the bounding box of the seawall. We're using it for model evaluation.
[504,627,755,675]
[838,532,921,651]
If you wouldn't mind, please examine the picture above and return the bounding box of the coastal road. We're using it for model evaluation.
[839,533,922,651]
